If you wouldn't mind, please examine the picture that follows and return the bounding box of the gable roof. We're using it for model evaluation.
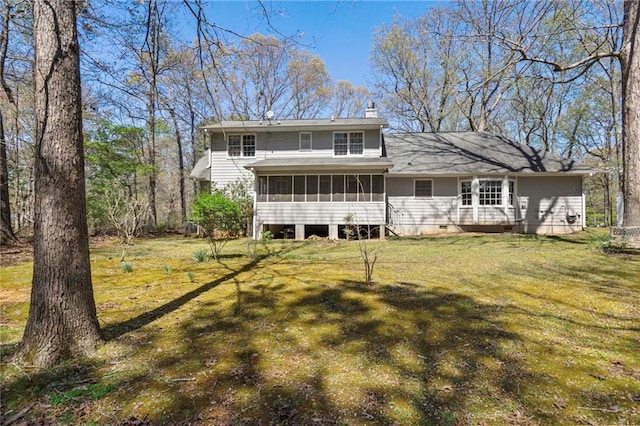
[384,132,595,176]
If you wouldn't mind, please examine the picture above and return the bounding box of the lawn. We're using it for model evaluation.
[1,230,639,425]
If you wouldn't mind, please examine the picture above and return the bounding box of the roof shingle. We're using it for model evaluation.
[384,132,595,175]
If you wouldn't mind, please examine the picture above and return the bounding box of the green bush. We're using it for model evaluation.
[192,249,209,263]
[190,193,244,260]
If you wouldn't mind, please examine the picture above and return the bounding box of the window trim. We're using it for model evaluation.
[460,180,472,207]
[333,131,365,156]
[459,178,515,207]
[299,132,312,152]
[414,179,433,198]
[227,133,256,158]
[478,180,502,206]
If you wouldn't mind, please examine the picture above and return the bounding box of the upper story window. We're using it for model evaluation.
[228,134,256,157]
[414,179,433,198]
[334,131,364,156]
[299,132,312,151]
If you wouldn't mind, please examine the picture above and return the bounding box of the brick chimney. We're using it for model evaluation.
[365,101,378,118]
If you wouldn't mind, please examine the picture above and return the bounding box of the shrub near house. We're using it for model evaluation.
[190,192,244,259]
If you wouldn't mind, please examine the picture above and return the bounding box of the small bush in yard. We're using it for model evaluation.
[189,193,244,260]
[192,249,209,263]
[120,261,133,273]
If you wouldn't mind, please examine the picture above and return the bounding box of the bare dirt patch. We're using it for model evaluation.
[0,239,33,267]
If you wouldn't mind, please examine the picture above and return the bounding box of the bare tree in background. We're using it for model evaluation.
[1,0,17,243]
[331,80,370,119]
[505,1,638,228]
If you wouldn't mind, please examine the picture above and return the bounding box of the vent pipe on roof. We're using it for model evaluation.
[365,101,378,118]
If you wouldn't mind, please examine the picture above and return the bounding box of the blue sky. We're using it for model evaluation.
[190,1,437,88]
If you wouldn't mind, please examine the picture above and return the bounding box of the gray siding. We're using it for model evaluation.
[387,175,584,235]
[387,177,459,234]
[516,176,584,234]
[209,129,382,188]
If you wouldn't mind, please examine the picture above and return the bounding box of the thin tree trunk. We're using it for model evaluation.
[169,108,186,226]
[148,93,157,228]
[0,0,16,244]
[19,0,102,368]
[146,0,161,229]
[12,104,20,230]
[621,1,640,227]
[0,109,16,243]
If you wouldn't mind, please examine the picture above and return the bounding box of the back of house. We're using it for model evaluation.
[191,108,594,239]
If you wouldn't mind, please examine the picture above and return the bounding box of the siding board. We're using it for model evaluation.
[256,202,385,225]
[210,129,382,188]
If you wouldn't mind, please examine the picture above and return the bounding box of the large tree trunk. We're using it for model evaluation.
[19,0,102,368]
[621,1,640,227]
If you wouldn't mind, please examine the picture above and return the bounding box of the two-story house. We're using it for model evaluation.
[191,106,594,239]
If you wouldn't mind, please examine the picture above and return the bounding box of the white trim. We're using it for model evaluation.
[332,130,365,156]
[299,132,312,152]
[413,178,434,198]
[459,176,518,224]
[582,176,587,229]
[502,176,510,217]
[226,133,257,158]
[472,177,479,223]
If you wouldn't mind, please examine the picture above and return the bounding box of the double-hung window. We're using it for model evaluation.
[414,179,433,198]
[333,131,364,156]
[461,181,472,206]
[299,132,312,151]
[228,134,255,157]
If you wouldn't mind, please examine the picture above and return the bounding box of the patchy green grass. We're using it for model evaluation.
[1,230,639,425]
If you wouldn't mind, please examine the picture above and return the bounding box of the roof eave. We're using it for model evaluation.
[387,169,596,177]
[202,120,388,133]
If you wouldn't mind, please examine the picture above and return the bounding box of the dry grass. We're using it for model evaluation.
[1,230,639,425]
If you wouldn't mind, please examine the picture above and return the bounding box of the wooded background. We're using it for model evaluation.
[0,0,630,240]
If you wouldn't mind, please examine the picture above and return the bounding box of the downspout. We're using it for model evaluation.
[205,130,212,194]
[206,131,212,168]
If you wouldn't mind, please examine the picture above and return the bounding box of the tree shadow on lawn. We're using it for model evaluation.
[0,358,133,423]
[112,274,566,425]
[101,243,304,341]
[6,240,637,425]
